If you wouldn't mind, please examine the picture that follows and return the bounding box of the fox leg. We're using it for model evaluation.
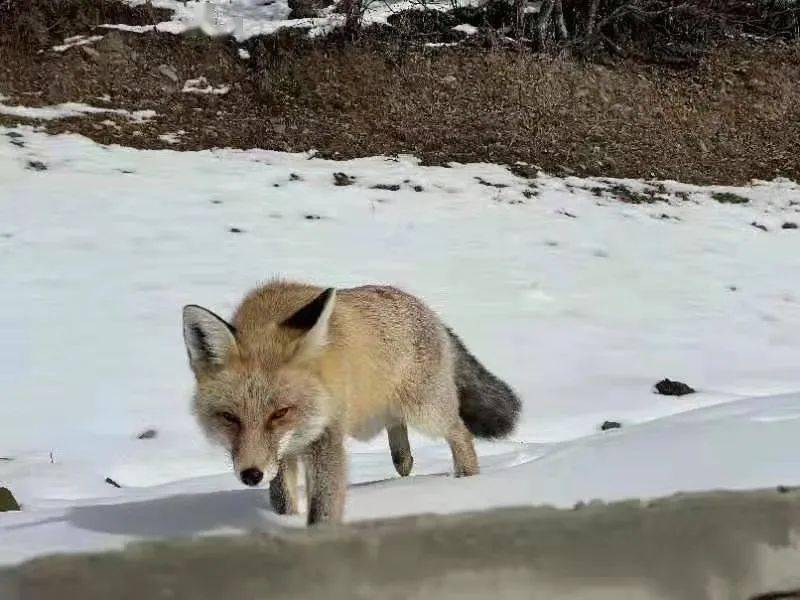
[387,423,414,477]
[304,425,346,525]
[269,455,300,515]
[446,419,479,477]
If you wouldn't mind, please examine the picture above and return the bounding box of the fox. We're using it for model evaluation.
[182,280,521,525]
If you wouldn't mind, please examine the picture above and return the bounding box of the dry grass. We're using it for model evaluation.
[0,0,171,47]
[1,1,799,184]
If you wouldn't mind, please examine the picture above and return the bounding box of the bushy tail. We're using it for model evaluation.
[447,328,521,439]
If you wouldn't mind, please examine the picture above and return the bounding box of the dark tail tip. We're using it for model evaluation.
[448,328,521,439]
[458,377,521,439]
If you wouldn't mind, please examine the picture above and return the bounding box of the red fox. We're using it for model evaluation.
[182,281,520,525]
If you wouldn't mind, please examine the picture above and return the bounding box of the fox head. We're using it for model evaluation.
[182,288,336,487]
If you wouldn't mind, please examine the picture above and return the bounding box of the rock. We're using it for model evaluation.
[105,477,122,488]
[782,222,798,230]
[0,487,20,512]
[26,160,47,171]
[654,379,695,396]
[93,31,130,64]
[475,176,509,189]
[751,221,768,232]
[333,172,355,186]
[82,46,101,61]
[158,64,179,83]
[712,192,748,204]
[137,429,157,440]
[229,227,244,233]
[304,214,322,220]
[600,421,622,431]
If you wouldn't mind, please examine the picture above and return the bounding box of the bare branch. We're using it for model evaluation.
[514,0,525,38]
[553,0,569,39]
[537,0,554,48]
[586,0,600,34]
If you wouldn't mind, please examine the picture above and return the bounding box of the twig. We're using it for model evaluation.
[553,0,569,39]
[537,0,554,48]
[586,0,600,34]
[514,0,525,38]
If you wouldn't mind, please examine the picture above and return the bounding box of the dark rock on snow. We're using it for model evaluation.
[655,379,696,396]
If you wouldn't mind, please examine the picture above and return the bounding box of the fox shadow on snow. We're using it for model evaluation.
[9,470,455,537]
[9,489,289,537]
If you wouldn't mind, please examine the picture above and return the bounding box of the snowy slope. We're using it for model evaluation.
[2,125,800,565]
[107,0,470,40]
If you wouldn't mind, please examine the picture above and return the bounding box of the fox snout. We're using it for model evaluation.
[236,459,278,487]
[240,467,263,486]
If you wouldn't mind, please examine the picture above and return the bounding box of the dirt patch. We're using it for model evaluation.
[1,1,799,184]
[713,191,750,204]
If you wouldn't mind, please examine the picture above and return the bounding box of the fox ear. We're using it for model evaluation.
[182,305,238,372]
[282,288,336,357]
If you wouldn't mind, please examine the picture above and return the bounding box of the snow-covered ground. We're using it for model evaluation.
[2,125,800,566]
[101,0,488,40]
[105,0,480,41]
[0,95,155,122]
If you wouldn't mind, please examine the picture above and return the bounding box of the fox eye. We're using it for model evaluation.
[216,411,240,426]
[270,407,291,422]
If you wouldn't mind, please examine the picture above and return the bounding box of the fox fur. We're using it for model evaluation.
[182,281,520,525]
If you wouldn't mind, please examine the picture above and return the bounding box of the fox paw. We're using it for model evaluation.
[392,453,414,477]
[453,465,479,478]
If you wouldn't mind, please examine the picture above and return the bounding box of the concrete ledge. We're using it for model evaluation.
[2,488,800,600]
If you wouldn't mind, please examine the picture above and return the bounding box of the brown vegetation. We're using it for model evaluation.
[1,0,799,184]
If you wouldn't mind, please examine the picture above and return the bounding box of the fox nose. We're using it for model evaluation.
[240,468,263,486]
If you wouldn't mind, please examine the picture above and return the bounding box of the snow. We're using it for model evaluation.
[453,23,478,35]
[1,125,800,566]
[109,0,297,39]
[111,0,486,41]
[158,130,186,144]
[51,35,105,53]
[182,77,231,96]
[0,99,156,122]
